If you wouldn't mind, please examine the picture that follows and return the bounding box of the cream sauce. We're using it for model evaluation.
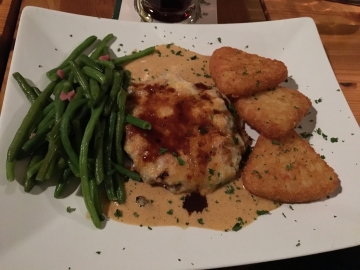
[105,45,279,231]
[125,44,214,86]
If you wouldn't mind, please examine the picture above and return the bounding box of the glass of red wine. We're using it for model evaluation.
[134,0,201,23]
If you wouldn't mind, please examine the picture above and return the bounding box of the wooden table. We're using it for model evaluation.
[0,0,359,269]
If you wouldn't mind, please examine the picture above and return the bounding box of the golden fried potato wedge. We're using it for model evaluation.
[242,130,339,203]
[234,86,311,139]
[209,47,288,98]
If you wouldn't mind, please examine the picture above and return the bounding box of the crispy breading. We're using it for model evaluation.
[234,86,311,139]
[209,47,288,98]
[242,130,339,203]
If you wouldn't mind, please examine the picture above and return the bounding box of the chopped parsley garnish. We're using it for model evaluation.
[133,212,139,217]
[256,210,270,216]
[217,37,222,43]
[167,209,173,215]
[66,206,76,213]
[300,132,313,139]
[159,147,168,155]
[208,168,215,175]
[314,98,323,104]
[321,155,326,159]
[330,137,338,143]
[96,251,101,254]
[148,226,153,230]
[190,55,197,60]
[225,185,235,194]
[286,162,294,171]
[114,209,123,218]
[176,157,185,166]
[232,223,242,231]
[272,140,280,145]
[172,152,185,165]
[252,170,262,179]
[197,218,204,225]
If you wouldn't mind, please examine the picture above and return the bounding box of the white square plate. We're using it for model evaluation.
[1,7,360,270]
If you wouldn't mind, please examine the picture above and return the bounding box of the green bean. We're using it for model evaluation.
[54,80,72,123]
[104,112,117,200]
[43,102,55,116]
[115,89,127,165]
[89,178,104,221]
[89,78,100,103]
[89,33,114,60]
[60,98,88,175]
[6,80,57,181]
[125,114,152,130]
[47,64,72,82]
[94,120,105,185]
[54,168,72,198]
[46,35,97,80]
[79,98,107,229]
[24,154,44,192]
[35,87,55,106]
[71,104,90,152]
[112,46,155,65]
[82,66,108,85]
[95,59,115,70]
[46,119,62,143]
[57,157,67,170]
[45,153,59,180]
[67,71,75,86]
[22,118,55,152]
[112,162,141,181]
[12,72,38,104]
[114,172,126,204]
[92,67,112,107]
[122,70,131,90]
[26,159,43,180]
[79,54,103,72]
[103,71,122,116]
[36,136,61,181]
[38,107,55,130]
[67,159,80,178]
[33,87,41,97]
[69,60,92,101]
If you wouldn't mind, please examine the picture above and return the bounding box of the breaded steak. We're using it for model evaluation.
[242,130,339,203]
[124,73,249,195]
[209,47,288,98]
[234,86,312,139]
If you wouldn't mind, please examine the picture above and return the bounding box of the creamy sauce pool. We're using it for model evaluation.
[105,45,279,231]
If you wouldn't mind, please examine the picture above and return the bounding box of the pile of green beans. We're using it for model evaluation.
[6,34,155,229]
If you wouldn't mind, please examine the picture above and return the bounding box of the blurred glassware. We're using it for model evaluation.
[134,0,201,23]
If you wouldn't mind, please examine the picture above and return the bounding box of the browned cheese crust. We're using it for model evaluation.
[209,47,288,99]
[124,74,249,195]
[234,86,312,139]
[242,130,339,203]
